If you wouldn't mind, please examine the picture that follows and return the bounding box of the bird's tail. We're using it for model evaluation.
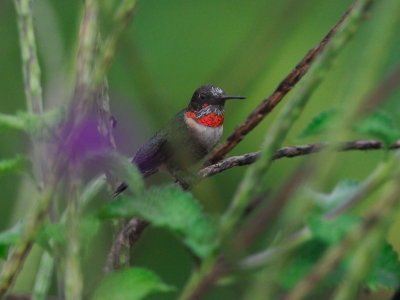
[112,168,158,198]
[112,182,128,198]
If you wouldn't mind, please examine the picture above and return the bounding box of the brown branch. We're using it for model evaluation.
[200,139,396,178]
[203,2,357,166]
[105,218,149,272]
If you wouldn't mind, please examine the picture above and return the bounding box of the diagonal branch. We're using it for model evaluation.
[204,1,360,166]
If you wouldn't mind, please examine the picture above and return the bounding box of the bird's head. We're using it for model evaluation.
[188,85,245,110]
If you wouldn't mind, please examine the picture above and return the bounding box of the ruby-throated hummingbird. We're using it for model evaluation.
[114,84,245,195]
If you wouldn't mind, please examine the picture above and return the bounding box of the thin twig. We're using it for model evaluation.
[204,1,358,166]
[200,139,395,178]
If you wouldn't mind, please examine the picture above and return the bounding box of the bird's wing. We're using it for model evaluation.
[132,129,170,174]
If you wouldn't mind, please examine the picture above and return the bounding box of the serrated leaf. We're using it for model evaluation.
[0,155,28,176]
[98,185,218,257]
[298,109,338,139]
[356,111,400,146]
[366,243,400,289]
[101,152,144,195]
[308,214,361,245]
[0,223,23,259]
[91,267,174,300]
[310,179,360,212]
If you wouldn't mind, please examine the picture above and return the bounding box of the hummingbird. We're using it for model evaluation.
[113,84,245,195]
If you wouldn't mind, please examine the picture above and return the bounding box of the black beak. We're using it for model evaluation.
[221,95,246,100]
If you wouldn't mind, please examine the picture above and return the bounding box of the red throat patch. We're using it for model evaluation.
[185,111,224,127]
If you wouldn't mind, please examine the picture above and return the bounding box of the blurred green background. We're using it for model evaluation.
[0,0,399,299]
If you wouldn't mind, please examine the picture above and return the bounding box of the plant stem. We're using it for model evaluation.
[0,175,59,298]
[33,251,54,300]
[92,0,139,88]
[13,0,43,114]
[64,169,82,300]
[0,114,25,131]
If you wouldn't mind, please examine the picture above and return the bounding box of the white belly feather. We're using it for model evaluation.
[185,116,223,152]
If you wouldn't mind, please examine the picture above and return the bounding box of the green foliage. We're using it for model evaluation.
[0,113,25,131]
[104,152,144,195]
[0,155,28,176]
[16,109,66,139]
[91,267,174,300]
[37,217,101,253]
[308,214,361,245]
[0,224,23,260]
[366,243,400,289]
[298,109,338,139]
[36,222,66,253]
[356,111,400,146]
[311,179,360,212]
[98,185,218,257]
[279,240,328,289]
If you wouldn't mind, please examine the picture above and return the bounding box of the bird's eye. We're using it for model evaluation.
[199,93,206,100]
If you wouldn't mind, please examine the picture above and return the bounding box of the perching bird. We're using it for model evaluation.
[113,84,245,195]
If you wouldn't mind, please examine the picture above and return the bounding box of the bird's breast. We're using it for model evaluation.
[184,115,223,152]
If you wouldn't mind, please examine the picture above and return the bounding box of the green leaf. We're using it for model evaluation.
[279,240,327,289]
[36,217,100,253]
[298,109,338,139]
[308,214,361,245]
[80,216,101,253]
[356,111,400,146]
[0,223,23,259]
[91,267,174,300]
[36,222,66,252]
[102,152,144,195]
[0,113,25,131]
[310,179,360,212]
[98,185,218,257]
[0,155,28,176]
[366,243,400,289]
